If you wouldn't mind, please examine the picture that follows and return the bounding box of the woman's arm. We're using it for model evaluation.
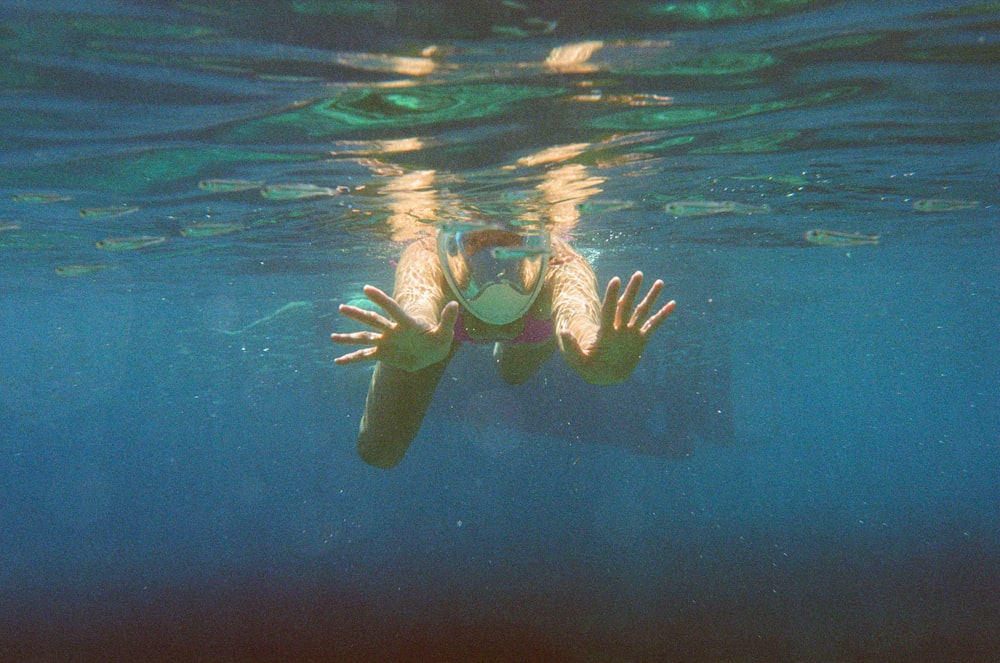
[332,238,461,469]
[332,237,459,372]
[392,237,453,329]
[548,240,675,384]
[547,240,603,351]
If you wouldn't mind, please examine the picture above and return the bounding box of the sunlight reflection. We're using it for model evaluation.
[544,40,604,73]
[515,143,591,167]
[380,169,442,242]
[534,164,605,235]
[358,144,605,243]
[331,52,445,77]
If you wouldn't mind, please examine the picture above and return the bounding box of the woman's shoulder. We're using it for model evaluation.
[548,235,582,265]
[398,235,442,266]
[405,234,438,253]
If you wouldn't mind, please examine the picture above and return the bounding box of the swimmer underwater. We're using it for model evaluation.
[331,222,676,469]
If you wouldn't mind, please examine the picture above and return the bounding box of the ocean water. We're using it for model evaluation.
[1,1,998,660]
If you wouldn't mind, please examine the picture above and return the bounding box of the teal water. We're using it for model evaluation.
[1,1,998,661]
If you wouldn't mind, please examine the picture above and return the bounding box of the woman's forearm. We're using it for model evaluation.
[392,237,451,326]
[548,247,603,350]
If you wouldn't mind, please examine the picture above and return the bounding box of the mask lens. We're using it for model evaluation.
[437,224,550,325]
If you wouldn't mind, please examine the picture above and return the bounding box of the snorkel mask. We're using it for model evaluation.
[437,222,551,325]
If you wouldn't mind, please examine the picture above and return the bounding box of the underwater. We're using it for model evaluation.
[1,1,998,660]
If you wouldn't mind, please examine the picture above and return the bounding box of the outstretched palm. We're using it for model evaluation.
[331,285,459,372]
[559,271,675,384]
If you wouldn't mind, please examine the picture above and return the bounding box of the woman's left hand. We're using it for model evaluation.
[559,271,675,384]
[330,285,459,372]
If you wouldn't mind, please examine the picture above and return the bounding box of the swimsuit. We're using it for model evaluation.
[453,308,554,345]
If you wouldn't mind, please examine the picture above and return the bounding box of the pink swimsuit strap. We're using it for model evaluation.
[453,308,554,345]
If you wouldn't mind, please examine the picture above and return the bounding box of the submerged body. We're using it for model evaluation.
[332,230,675,468]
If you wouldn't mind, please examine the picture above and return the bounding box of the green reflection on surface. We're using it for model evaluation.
[3,148,309,195]
[786,32,885,54]
[105,149,302,192]
[693,129,800,153]
[625,51,778,76]
[591,85,859,131]
[69,16,213,41]
[641,0,816,22]
[732,174,809,187]
[292,0,398,19]
[234,83,564,139]
[636,135,699,152]
[928,1,1000,18]
[180,222,245,238]
[55,264,112,277]
[911,43,1000,65]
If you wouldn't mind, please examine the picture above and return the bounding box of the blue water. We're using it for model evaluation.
[1,1,998,660]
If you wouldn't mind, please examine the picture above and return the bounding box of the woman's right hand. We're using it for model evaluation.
[331,285,460,372]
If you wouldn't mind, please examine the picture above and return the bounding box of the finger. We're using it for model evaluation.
[330,330,381,345]
[363,284,414,325]
[333,346,379,365]
[558,329,585,367]
[640,300,676,336]
[630,279,664,326]
[338,304,393,331]
[436,301,460,337]
[617,272,643,329]
[601,277,622,331]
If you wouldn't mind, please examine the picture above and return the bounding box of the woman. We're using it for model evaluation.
[331,222,675,468]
